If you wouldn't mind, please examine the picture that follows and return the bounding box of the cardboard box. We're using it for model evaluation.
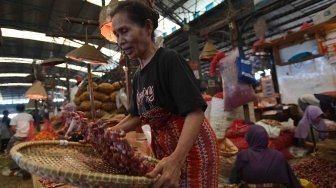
[313,3,336,24]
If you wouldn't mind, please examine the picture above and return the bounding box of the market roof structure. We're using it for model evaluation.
[0,0,335,106]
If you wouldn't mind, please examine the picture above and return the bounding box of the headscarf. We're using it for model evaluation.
[231,125,301,187]
[245,125,268,152]
[295,105,326,139]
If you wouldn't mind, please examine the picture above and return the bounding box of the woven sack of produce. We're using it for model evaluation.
[83,111,91,119]
[98,83,114,94]
[116,106,128,114]
[73,97,81,106]
[79,91,90,101]
[230,137,249,151]
[94,91,109,102]
[110,91,118,102]
[220,138,238,157]
[90,82,98,91]
[102,102,117,112]
[79,100,102,111]
[112,81,122,91]
[96,109,107,118]
[76,84,87,97]
[225,120,250,138]
[219,138,238,178]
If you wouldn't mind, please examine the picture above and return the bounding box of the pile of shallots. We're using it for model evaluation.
[292,156,336,187]
[77,116,155,176]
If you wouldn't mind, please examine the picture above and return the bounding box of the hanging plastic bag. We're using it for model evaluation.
[219,48,257,111]
[236,56,257,85]
[116,88,129,109]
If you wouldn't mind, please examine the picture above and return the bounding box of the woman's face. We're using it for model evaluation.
[112,12,152,60]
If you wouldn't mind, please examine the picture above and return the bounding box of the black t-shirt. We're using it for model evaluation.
[129,48,207,117]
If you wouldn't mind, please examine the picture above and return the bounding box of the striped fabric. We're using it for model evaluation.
[141,107,219,188]
[242,183,286,188]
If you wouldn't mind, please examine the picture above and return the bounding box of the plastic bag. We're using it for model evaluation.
[210,93,226,139]
[225,119,250,138]
[116,88,129,109]
[219,48,257,111]
[236,54,257,85]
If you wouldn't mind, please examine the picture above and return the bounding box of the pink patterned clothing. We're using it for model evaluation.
[141,107,219,188]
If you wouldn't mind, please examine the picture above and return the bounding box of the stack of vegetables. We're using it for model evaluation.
[74,81,127,119]
[292,156,336,187]
[31,121,59,141]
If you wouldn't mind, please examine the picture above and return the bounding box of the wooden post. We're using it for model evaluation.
[66,62,70,101]
[188,32,202,79]
[87,64,96,120]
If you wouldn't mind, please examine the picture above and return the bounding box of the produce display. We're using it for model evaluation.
[292,156,336,187]
[74,81,126,119]
[75,116,155,176]
[31,131,58,141]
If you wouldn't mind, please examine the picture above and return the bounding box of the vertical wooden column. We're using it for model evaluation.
[188,32,202,79]
[87,64,96,120]
[65,62,70,101]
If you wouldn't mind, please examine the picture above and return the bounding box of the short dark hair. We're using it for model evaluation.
[16,104,25,112]
[111,0,159,41]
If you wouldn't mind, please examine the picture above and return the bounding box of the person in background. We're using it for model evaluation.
[0,110,12,153]
[2,104,33,178]
[294,105,328,149]
[70,75,82,103]
[6,104,33,153]
[298,93,336,121]
[230,125,301,187]
[109,1,219,187]
[32,109,42,131]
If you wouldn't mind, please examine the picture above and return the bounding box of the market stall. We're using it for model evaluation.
[1,0,336,188]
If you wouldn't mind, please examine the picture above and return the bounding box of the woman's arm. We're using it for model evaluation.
[109,114,142,133]
[147,108,204,188]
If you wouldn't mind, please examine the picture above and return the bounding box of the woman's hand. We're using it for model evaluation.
[106,115,141,133]
[147,155,184,188]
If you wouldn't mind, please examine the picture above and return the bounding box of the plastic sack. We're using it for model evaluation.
[225,119,250,138]
[141,124,152,146]
[116,88,129,109]
[209,93,226,139]
[219,48,257,111]
[236,55,257,85]
[256,120,281,138]
[230,137,249,150]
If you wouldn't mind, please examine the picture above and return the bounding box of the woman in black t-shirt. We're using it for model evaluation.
[109,1,219,188]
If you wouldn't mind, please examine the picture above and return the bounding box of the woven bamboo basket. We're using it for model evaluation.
[10,140,157,188]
